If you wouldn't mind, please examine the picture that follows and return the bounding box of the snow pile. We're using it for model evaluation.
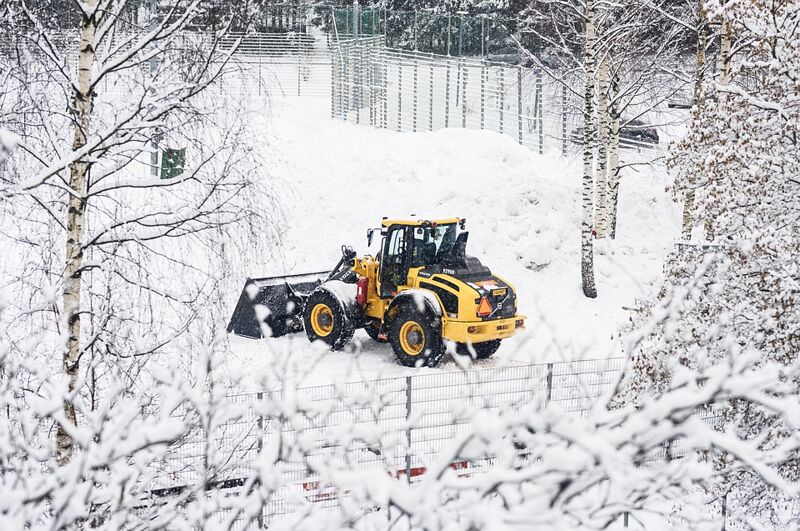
[229,98,680,384]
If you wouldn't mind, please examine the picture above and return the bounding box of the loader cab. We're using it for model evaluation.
[377,218,464,298]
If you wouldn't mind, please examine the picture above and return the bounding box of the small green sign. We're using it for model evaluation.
[160,147,186,179]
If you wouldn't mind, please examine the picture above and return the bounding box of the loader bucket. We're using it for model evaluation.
[227,271,329,338]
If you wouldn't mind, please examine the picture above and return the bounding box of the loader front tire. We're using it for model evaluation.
[303,289,354,351]
[389,305,445,367]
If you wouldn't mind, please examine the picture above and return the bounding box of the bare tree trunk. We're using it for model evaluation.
[704,15,731,241]
[595,56,609,238]
[681,0,706,240]
[608,72,621,239]
[58,1,99,465]
[582,0,598,298]
[717,16,732,96]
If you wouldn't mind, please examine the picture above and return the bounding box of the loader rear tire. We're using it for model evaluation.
[303,289,354,351]
[456,339,501,360]
[389,305,445,367]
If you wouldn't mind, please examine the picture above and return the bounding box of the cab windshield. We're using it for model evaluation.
[410,223,460,267]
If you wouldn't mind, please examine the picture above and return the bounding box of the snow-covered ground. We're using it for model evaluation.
[226,95,681,387]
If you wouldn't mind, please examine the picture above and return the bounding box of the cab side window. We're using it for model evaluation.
[411,227,437,267]
[381,227,406,296]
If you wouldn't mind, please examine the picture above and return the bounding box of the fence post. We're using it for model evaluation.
[413,56,418,132]
[357,44,363,124]
[623,512,629,527]
[562,83,568,157]
[405,375,412,483]
[517,66,523,145]
[397,62,403,131]
[537,71,544,154]
[480,62,486,129]
[429,56,434,131]
[499,67,505,134]
[456,57,462,106]
[369,45,375,126]
[382,49,388,128]
[256,391,264,528]
[445,62,451,128]
[340,47,347,119]
[461,60,468,128]
[546,362,554,404]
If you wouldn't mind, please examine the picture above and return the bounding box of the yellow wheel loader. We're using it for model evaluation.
[228,217,526,367]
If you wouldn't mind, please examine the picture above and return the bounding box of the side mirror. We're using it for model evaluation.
[367,228,376,247]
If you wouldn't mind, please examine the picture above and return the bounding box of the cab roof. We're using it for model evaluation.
[381,217,461,227]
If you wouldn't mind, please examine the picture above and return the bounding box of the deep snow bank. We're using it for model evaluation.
[228,98,680,385]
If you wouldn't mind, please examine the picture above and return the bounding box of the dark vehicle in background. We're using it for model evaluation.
[619,119,659,144]
[570,118,659,148]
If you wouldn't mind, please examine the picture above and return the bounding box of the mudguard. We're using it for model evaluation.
[387,289,443,321]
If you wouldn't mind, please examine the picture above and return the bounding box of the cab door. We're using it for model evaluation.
[379,225,410,298]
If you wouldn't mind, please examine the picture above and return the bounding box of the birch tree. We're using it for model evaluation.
[0,0,276,464]
[594,55,609,238]
[607,71,620,237]
[597,0,691,239]
[517,0,691,287]
[679,0,707,240]
[580,0,598,298]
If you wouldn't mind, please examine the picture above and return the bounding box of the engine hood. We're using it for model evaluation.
[417,257,517,321]
[417,255,492,282]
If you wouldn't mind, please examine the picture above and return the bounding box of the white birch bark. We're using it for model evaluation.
[608,71,621,239]
[704,15,731,241]
[58,0,100,465]
[594,56,609,238]
[681,0,706,240]
[581,0,598,298]
[717,16,732,96]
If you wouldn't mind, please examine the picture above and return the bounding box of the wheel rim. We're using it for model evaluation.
[399,321,425,356]
[310,303,334,337]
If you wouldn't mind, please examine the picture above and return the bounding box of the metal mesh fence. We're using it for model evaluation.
[330,39,661,156]
[331,35,655,156]
[154,357,632,522]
